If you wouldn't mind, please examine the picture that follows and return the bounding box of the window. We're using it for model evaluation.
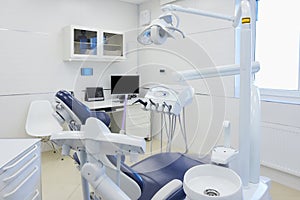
[254,0,300,103]
[235,0,300,103]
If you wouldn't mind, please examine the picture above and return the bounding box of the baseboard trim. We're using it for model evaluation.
[261,165,300,191]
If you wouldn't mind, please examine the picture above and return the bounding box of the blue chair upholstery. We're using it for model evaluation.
[55,90,110,127]
[132,152,204,200]
[108,152,204,200]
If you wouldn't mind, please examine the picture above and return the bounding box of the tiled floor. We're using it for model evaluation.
[41,140,300,200]
[270,182,300,200]
[41,151,82,200]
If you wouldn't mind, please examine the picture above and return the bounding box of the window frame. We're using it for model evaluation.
[235,0,300,104]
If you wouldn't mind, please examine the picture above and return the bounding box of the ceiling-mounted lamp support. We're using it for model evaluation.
[161,4,242,28]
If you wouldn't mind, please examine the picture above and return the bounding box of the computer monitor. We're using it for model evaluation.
[85,87,104,102]
[111,74,140,95]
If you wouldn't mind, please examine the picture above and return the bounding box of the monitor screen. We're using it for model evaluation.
[85,87,104,101]
[111,75,140,95]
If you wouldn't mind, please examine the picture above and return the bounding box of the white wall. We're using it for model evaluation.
[0,0,139,138]
[260,101,300,190]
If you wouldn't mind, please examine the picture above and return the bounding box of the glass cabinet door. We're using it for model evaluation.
[73,28,98,56]
[103,32,123,57]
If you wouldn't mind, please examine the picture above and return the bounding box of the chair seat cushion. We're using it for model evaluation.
[131,152,205,200]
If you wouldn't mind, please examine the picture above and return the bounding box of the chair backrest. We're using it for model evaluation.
[55,90,110,127]
[26,100,63,137]
[55,90,91,125]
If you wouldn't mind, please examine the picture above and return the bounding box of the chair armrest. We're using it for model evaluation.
[151,179,182,200]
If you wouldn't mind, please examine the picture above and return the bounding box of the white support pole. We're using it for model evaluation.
[239,0,252,187]
[79,149,90,200]
[120,94,128,134]
[249,0,261,185]
[250,85,261,184]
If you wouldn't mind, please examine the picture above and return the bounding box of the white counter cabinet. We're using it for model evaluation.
[0,139,41,200]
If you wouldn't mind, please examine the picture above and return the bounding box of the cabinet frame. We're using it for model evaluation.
[63,25,126,62]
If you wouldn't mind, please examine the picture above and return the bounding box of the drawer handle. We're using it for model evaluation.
[32,189,39,200]
[3,166,39,199]
[3,154,38,183]
[3,145,38,171]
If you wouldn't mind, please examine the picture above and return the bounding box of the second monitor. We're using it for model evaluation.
[111,74,140,96]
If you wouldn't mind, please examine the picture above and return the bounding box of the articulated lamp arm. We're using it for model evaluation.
[161,4,235,22]
[137,2,245,45]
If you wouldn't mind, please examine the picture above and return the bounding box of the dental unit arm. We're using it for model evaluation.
[133,85,194,152]
[134,85,194,116]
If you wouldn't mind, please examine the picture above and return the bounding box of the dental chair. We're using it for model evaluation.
[51,90,205,200]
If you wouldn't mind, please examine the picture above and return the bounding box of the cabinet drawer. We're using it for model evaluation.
[126,125,150,138]
[128,104,143,112]
[127,116,150,127]
[127,111,149,119]
[127,105,148,116]
[25,189,41,200]
[126,120,150,129]
[0,144,40,191]
[0,165,40,200]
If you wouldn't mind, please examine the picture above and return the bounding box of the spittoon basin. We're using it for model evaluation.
[183,164,243,200]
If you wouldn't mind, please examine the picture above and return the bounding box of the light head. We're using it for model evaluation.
[137,12,185,45]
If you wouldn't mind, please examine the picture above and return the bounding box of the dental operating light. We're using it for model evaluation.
[137,12,185,45]
[137,4,242,46]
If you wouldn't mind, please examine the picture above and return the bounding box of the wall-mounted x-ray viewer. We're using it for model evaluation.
[85,87,104,102]
[81,68,93,76]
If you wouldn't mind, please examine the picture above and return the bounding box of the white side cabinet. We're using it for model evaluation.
[0,139,41,200]
[126,104,151,139]
[63,25,125,61]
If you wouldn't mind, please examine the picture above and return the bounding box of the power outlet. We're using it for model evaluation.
[159,68,166,73]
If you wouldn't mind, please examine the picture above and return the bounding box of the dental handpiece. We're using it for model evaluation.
[132,99,147,107]
[163,102,172,112]
[149,99,159,108]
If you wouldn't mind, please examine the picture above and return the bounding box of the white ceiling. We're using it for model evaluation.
[119,0,150,4]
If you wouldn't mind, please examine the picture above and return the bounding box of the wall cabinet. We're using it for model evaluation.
[63,25,125,61]
[0,139,41,200]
